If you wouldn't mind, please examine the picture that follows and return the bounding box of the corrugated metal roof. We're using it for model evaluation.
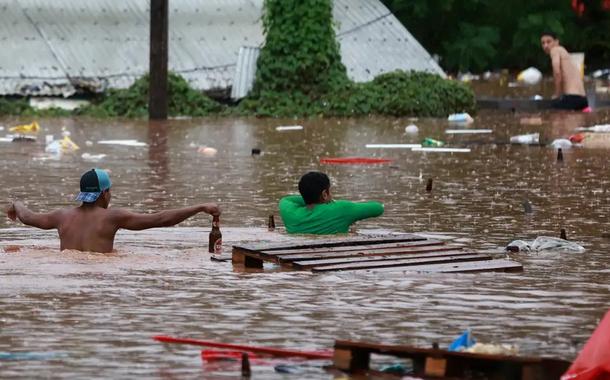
[231,46,260,100]
[0,0,444,97]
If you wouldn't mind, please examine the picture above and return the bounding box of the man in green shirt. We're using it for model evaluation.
[279,172,384,234]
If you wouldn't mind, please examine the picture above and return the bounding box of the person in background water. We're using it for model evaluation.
[540,31,588,111]
[279,171,384,234]
[6,168,220,253]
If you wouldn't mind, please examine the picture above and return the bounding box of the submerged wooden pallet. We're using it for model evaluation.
[231,235,522,273]
[333,340,570,380]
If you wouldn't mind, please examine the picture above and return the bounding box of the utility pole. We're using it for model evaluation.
[149,0,168,119]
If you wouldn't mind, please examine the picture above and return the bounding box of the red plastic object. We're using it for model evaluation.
[582,106,592,113]
[569,133,586,144]
[153,335,333,360]
[320,157,393,165]
[561,310,610,380]
[201,350,259,361]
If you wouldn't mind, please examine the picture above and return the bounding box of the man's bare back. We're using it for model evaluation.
[6,169,220,253]
[549,45,585,97]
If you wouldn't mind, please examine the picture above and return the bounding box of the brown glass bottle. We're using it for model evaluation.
[208,215,222,254]
[268,214,275,231]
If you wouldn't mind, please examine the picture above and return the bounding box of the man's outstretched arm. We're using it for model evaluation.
[112,203,221,231]
[7,201,63,230]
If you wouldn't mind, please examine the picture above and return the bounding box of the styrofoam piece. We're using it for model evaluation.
[445,129,492,134]
[365,144,422,149]
[275,125,303,131]
[97,140,147,147]
[411,147,471,153]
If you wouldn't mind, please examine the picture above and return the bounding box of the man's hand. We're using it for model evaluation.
[202,203,221,217]
[7,202,16,221]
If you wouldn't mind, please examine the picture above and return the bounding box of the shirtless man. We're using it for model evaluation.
[6,168,220,253]
[540,31,588,110]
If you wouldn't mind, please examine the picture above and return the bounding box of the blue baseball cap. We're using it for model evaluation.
[75,168,112,203]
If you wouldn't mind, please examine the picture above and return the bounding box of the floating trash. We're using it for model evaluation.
[445,129,492,134]
[46,135,79,154]
[517,67,542,85]
[412,147,471,153]
[9,121,40,134]
[422,138,445,147]
[98,140,147,147]
[12,136,37,142]
[576,124,610,133]
[506,236,585,253]
[569,133,585,143]
[197,146,218,157]
[404,124,419,134]
[550,139,573,149]
[276,125,303,131]
[447,113,474,124]
[81,153,107,162]
[510,133,539,145]
[365,144,421,149]
[320,157,393,164]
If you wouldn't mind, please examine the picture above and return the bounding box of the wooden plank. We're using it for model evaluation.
[232,247,263,268]
[333,340,570,379]
[278,243,456,262]
[262,239,444,256]
[291,249,471,269]
[356,259,523,274]
[233,234,425,252]
[310,254,491,272]
[334,340,567,365]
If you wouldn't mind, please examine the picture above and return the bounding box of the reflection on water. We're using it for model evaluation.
[1,110,610,378]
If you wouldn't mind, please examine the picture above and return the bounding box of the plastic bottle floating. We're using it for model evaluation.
[45,135,80,154]
[447,113,474,124]
[9,121,40,134]
[421,138,445,147]
[517,67,542,85]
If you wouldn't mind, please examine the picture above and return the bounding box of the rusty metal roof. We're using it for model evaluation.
[0,0,444,97]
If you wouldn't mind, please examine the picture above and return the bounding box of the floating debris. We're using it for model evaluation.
[365,144,421,149]
[276,125,303,131]
[445,129,492,134]
[98,140,147,147]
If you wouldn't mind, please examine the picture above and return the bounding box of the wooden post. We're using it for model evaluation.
[149,0,169,120]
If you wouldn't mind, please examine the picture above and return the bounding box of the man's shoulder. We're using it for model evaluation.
[551,45,569,56]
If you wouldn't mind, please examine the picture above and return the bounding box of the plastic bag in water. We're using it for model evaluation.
[507,236,585,253]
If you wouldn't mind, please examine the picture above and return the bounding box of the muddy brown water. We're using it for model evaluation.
[1,110,609,378]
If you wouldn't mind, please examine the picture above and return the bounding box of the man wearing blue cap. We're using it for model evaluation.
[7,168,221,253]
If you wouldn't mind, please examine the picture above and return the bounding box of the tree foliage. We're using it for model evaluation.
[382,0,610,72]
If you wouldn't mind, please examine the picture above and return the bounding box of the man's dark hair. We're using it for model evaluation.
[298,172,330,204]
[540,31,558,39]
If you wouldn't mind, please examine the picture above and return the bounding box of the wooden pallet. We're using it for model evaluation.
[231,235,522,273]
[333,340,570,380]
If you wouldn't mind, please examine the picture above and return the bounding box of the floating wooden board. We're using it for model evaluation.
[232,236,522,274]
[333,340,570,380]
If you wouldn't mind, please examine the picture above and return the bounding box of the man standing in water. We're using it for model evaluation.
[6,168,221,253]
[540,31,588,110]
[279,171,383,234]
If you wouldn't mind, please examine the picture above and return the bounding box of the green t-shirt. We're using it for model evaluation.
[278,195,384,234]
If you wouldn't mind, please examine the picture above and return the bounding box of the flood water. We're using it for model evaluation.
[1,110,609,378]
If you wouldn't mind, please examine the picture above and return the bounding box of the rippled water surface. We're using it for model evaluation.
[1,111,610,378]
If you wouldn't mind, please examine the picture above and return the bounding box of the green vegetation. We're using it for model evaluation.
[76,73,224,117]
[237,0,474,117]
[382,0,610,72]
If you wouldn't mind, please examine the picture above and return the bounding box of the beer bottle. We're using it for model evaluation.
[268,214,275,231]
[208,215,222,254]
